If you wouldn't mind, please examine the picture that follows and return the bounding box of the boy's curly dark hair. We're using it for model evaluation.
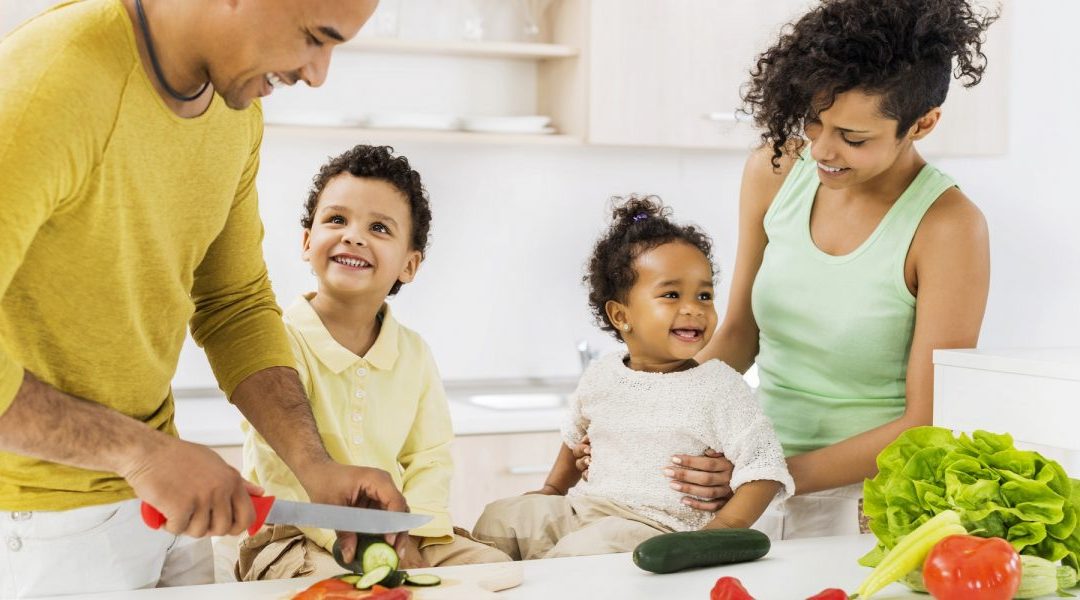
[743,0,999,168]
[585,195,715,341]
[301,145,431,296]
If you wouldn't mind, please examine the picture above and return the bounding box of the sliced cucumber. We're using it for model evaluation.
[360,540,399,574]
[404,573,442,587]
[354,565,393,590]
[381,570,407,588]
[337,574,362,585]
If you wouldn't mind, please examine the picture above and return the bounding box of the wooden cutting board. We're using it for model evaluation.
[404,562,523,599]
[285,562,523,599]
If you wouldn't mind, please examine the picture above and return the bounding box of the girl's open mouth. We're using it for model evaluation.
[671,328,703,342]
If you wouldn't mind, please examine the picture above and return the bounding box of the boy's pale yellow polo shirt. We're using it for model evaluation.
[243,294,454,550]
[0,0,294,510]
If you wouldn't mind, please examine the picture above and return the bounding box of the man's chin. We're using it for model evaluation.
[221,91,255,111]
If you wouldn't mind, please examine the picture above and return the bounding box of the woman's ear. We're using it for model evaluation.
[908,107,943,141]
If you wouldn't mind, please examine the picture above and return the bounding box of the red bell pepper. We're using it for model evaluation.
[291,577,366,600]
[806,588,847,600]
[711,576,755,600]
[922,534,1021,600]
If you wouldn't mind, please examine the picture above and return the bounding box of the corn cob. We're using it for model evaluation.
[853,509,967,599]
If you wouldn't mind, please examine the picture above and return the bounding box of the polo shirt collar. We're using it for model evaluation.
[285,294,400,374]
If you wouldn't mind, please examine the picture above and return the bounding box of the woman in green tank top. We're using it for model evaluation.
[574,0,997,539]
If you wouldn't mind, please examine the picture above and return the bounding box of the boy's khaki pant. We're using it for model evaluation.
[471,494,672,561]
[234,525,510,581]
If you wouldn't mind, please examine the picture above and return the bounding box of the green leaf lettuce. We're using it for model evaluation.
[861,427,1080,570]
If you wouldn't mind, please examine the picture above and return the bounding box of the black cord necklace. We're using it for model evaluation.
[135,0,209,102]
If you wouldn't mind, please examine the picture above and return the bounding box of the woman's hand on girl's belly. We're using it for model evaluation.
[665,448,734,512]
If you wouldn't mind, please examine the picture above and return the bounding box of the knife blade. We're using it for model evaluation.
[263,497,431,534]
[141,494,431,536]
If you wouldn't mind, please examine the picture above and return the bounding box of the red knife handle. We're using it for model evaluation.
[140,494,276,536]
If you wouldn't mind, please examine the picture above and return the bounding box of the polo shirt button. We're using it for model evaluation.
[351,412,363,423]
[356,367,367,377]
[352,435,364,445]
[354,390,365,398]
[7,536,21,552]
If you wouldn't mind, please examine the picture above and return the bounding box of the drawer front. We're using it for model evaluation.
[449,431,563,530]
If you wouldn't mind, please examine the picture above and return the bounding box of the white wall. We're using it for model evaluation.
[3,1,1076,386]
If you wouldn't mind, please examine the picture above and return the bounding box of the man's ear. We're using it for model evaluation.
[301,229,312,262]
[907,107,942,141]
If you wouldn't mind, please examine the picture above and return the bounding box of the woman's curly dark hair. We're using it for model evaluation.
[301,145,432,296]
[743,0,999,168]
[585,195,715,341]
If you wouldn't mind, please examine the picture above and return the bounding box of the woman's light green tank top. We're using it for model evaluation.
[751,150,956,456]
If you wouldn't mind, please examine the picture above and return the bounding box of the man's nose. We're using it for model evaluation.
[300,48,332,88]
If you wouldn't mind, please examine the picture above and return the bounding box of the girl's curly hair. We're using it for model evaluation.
[585,195,715,341]
[743,0,999,168]
[301,145,431,296]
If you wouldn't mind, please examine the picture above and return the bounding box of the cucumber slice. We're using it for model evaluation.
[360,540,399,574]
[354,565,393,590]
[337,574,362,585]
[382,570,407,588]
[404,573,442,587]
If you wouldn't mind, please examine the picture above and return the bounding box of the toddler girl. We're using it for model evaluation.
[472,196,794,560]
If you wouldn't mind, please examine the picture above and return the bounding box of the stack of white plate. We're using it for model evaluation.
[460,115,554,134]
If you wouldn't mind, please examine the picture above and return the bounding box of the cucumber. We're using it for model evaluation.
[355,565,393,590]
[360,540,399,574]
[404,573,442,587]
[337,574,362,586]
[332,535,399,574]
[632,529,771,574]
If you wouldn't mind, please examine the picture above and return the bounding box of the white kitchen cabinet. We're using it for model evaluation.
[448,431,563,530]
[933,348,1080,475]
[544,0,1009,153]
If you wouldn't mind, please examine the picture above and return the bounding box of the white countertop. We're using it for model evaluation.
[173,387,568,447]
[933,347,1080,381]
[38,534,934,600]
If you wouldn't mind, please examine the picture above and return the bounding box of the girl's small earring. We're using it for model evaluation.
[310,268,317,276]
[622,324,631,332]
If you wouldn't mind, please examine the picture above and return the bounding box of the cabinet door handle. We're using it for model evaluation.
[506,465,549,475]
[702,111,752,124]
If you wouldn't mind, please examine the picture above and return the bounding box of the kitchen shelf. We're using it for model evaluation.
[340,37,580,60]
[264,123,583,146]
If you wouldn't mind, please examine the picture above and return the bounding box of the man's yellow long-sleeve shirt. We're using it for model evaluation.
[0,0,295,510]
[243,296,455,550]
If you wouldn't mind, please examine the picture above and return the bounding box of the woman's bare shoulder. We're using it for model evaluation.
[741,141,803,212]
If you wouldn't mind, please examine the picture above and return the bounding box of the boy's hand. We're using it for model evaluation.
[298,462,409,563]
[400,535,429,570]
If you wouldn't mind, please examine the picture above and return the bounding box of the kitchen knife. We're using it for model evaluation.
[140,494,431,536]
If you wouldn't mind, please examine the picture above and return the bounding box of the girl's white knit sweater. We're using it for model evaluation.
[562,351,794,531]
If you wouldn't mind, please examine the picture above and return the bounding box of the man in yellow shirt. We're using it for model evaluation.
[0,0,409,596]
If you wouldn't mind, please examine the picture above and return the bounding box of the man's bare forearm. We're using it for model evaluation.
[229,366,332,481]
[0,370,159,476]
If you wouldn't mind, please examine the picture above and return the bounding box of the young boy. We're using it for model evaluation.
[235,145,509,580]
